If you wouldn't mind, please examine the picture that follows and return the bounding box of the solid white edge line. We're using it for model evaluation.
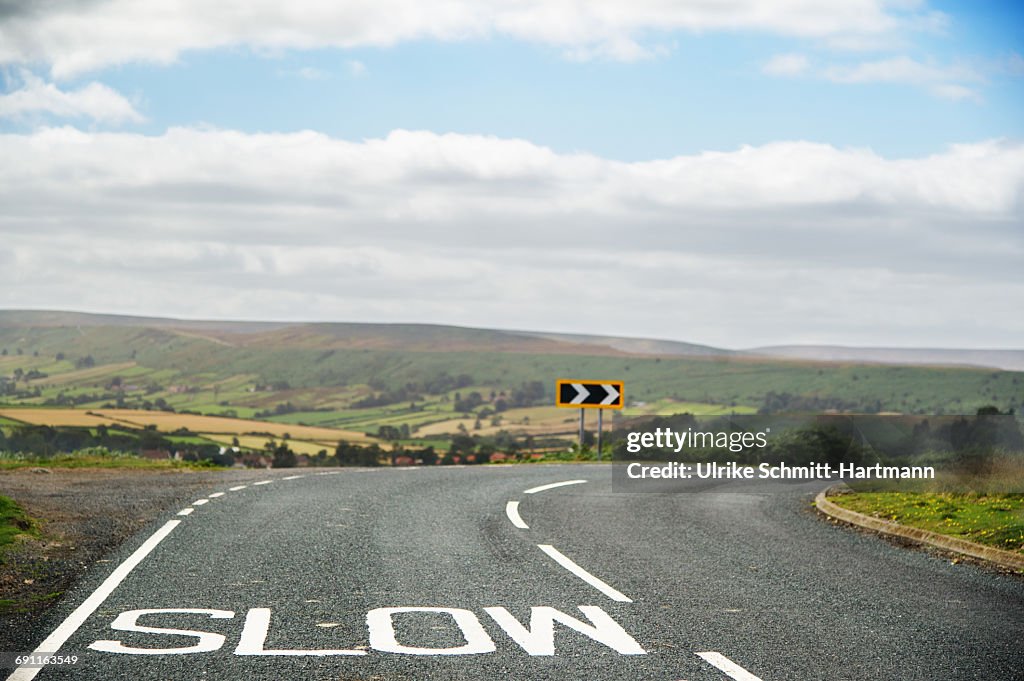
[537,544,632,603]
[505,501,529,529]
[523,479,588,495]
[176,508,194,516]
[696,651,765,681]
[6,520,181,681]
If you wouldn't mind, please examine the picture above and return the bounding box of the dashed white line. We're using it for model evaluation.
[537,544,632,602]
[523,479,587,495]
[176,508,194,516]
[6,520,181,681]
[696,652,765,681]
[253,480,272,486]
[505,501,529,529]
[282,475,304,480]
[229,485,248,491]
[192,499,209,506]
[208,492,225,498]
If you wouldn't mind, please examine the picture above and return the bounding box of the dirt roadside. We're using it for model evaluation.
[0,467,286,651]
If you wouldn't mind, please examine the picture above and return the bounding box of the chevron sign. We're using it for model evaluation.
[555,379,624,409]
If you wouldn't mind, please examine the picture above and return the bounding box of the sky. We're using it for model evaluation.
[1,0,1022,349]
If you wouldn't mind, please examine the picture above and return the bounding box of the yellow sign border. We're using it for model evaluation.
[555,379,625,409]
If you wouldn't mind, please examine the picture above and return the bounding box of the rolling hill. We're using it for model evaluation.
[0,310,1021,453]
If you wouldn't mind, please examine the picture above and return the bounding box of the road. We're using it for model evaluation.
[7,465,1023,680]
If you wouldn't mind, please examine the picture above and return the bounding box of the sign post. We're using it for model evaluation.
[555,379,624,460]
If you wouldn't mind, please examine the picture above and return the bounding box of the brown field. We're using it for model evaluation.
[415,405,595,438]
[204,434,335,456]
[0,407,376,444]
[0,408,119,427]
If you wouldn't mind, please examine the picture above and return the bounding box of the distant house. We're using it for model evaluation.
[236,452,272,468]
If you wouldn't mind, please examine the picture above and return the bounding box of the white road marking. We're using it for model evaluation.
[229,485,247,491]
[505,501,529,529]
[253,480,272,486]
[317,471,342,475]
[192,499,209,506]
[367,607,496,655]
[89,609,234,655]
[282,475,304,480]
[484,605,645,656]
[523,479,587,495]
[6,520,181,681]
[235,608,366,656]
[536,545,632,602]
[208,492,225,498]
[696,651,765,681]
[177,508,194,516]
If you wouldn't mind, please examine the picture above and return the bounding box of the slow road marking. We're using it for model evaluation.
[89,604,645,658]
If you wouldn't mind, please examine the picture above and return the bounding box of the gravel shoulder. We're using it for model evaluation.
[0,466,288,651]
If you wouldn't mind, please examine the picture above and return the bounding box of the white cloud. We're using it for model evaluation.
[786,55,986,101]
[0,71,144,124]
[296,66,329,80]
[0,127,1021,347]
[762,53,810,76]
[275,67,329,80]
[0,0,936,76]
[824,55,979,85]
[345,60,367,78]
[929,83,979,101]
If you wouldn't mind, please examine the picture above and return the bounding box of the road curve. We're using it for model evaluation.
[8,465,1023,681]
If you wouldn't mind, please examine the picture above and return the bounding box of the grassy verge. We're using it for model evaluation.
[830,491,1024,554]
[0,449,220,471]
[0,495,37,554]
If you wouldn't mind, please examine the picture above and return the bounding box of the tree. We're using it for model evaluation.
[271,443,297,468]
[419,446,438,466]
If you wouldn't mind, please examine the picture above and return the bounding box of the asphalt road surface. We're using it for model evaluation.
[7,465,1023,680]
